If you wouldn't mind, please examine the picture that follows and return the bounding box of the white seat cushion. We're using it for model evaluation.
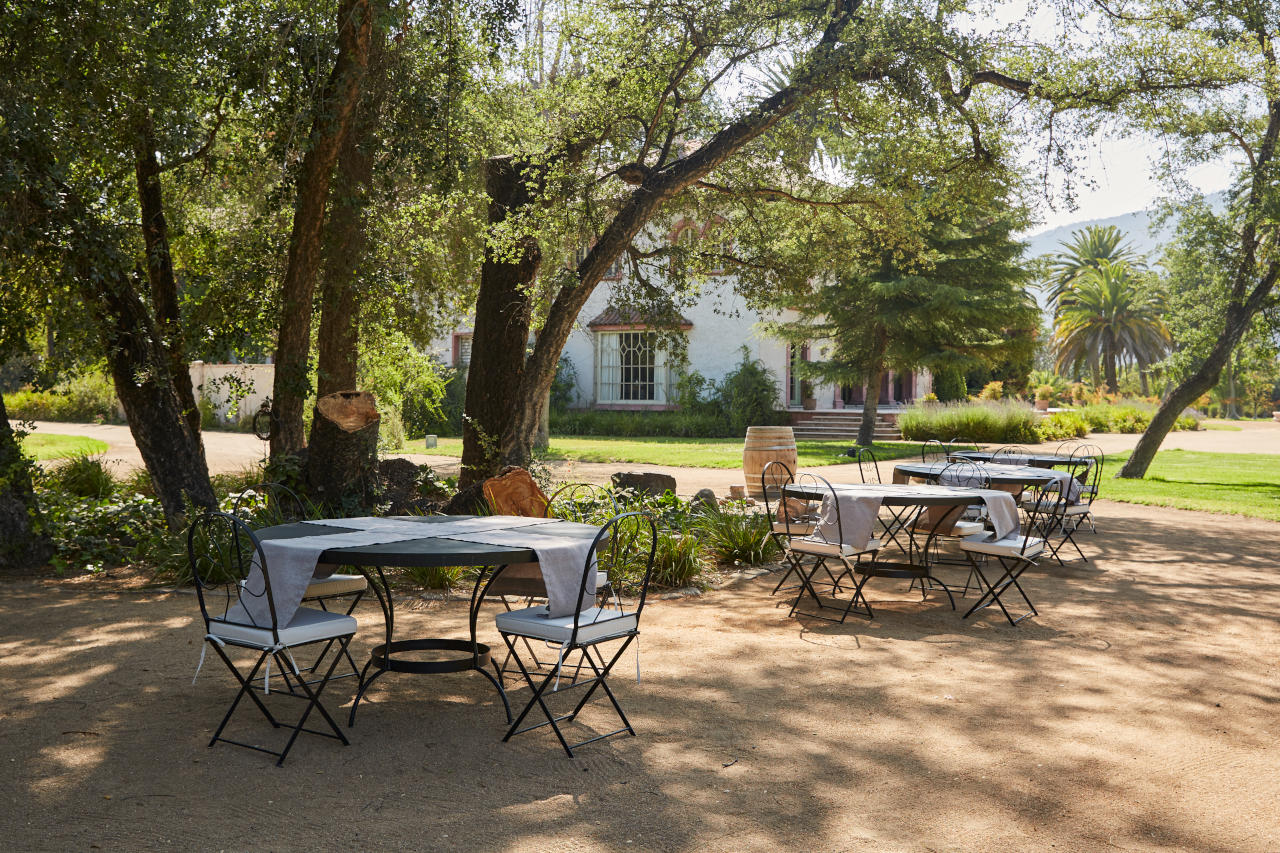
[304,573,368,599]
[790,537,881,557]
[1063,503,1090,516]
[772,520,816,535]
[947,520,986,537]
[210,607,357,648]
[496,605,637,645]
[594,570,611,588]
[960,534,1045,558]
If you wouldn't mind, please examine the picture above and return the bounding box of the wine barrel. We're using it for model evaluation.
[743,426,798,499]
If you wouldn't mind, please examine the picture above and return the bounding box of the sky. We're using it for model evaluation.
[1025,132,1239,236]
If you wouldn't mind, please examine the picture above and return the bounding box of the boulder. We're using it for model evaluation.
[611,471,677,497]
[692,487,717,510]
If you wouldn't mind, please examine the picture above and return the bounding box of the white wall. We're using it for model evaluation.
[189,362,273,424]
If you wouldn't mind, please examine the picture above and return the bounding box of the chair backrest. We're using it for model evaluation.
[854,446,881,484]
[938,460,991,489]
[188,510,281,641]
[232,482,308,526]
[760,459,795,520]
[570,512,657,646]
[547,482,618,523]
[791,472,840,543]
[483,467,551,518]
[1056,438,1084,456]
[1071,444,1104,504]
[922,439,947,463]
[991,445,1025,462]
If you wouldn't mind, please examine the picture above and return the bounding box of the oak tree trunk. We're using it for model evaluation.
[458,156,540,487]
[135,112,202,441]
[306,390,380,510]
[1119,303,1258,478]
[0,394,52,571]
[315,9,386,399]
[271,0,372,459]
[82,263,216,524]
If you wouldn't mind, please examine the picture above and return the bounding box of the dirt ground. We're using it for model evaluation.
[2,497,1278,852]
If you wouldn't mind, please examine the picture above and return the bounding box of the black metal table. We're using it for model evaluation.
[948,450,1079,468]
[255,515,602,726]
[893,461,1060,489]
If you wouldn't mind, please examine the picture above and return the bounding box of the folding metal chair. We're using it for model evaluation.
[1068,444,1103,533]
[853,446,882,484]
[495,511,657,757]
[233,483,366,683]
[189,511,356,766]
[1030,456,1098,564]
[912,461,990,580]
[761,460,817,596]
[785,473,883,623]
[922,439,948,463]
[959,481,1066,626]
[848,498,958,621]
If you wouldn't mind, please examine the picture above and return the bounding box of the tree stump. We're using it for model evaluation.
[306,390,380,511]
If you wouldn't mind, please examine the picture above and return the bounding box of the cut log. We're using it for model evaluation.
[306,390,381,511]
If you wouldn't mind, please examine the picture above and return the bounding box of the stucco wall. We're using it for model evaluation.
[189,362,273,424]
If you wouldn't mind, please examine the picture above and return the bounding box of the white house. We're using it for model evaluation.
[434,218,929,420]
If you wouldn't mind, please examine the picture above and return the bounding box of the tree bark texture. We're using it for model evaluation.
[458,156,541,486]
[466,12,882,474]
[135,111,203,442]
[80,262,216,524]
[316,11,386,398]
[270,0,372,458]
[0,394,52,571]
[306,390,380,510]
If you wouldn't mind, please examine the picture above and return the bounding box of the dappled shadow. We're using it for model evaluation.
[3,497,1280,851]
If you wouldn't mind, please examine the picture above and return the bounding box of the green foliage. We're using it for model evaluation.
[1036,411,1089,441]
[696,502,778,565]
[648,532,707,589]
[716,350,786,434]
[5,372,120,423]
[931,367,967,402]
[17,433,107,461]
[360,331,447,443]
[551,409,735,438]
[898,401,1040,443]
[549,357,579,414]
[1076,402,1199,434]
[406,565,474,590]
[413,368,466,437]
[44,454,116,499]
[39,487,167,575]
[978,381,1004,401]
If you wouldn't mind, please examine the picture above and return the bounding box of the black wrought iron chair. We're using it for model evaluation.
[761,460,817,596]
[233,483,367,681]
[1069,444,1104,533]
[853,446,882,484]
[915,461,989,552]
[959,477,1068,626]
[784,473,883,622]
[494,511,657,757]
[922,439,948,464]
[188,511,357,765]
[991,445,1026,463]
[1031,454,1100,564]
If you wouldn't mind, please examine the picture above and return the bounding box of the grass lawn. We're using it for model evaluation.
[1104,448,1280,521]
[1200,420,1244,431]
[19,433,108,461]
[409,436,942,468]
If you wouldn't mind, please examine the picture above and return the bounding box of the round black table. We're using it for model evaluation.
[948,450,1079,468]
[256,515,602,726]
[893,460,1059,488]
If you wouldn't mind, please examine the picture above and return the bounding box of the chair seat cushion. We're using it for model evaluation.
[772,520,816,535]
[790,537,881,557]
[960,534,1045,558]
[211,607,357,648]
[1063,503,1090,516]
[947,520,986,537]
[496,605,637,645]
[304,573,368,599]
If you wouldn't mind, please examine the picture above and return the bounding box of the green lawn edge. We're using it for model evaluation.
[20,433,109,461]
[1101,449,1280,522]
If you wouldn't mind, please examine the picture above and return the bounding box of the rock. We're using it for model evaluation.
[611,471,677,497]
[692,487,717,509]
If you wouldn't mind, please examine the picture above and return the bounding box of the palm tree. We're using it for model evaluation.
[1046,225,1145,313]
[1053,260,1171,393]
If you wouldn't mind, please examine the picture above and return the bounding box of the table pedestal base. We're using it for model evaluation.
[348,638,510,727]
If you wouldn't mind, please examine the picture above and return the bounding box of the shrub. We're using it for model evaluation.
[649,531,706,588]
[411,367,465,437]
[978,380,1004,401]
[696,502,778,565]
[717,350,786,434]
[44,454,116,499]
[6,371,120,423]
[1036,411,1089,441]
[898,400,1039,443]
[551,408,732,438]
[406,565,473,589]
[931,366,968,402]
